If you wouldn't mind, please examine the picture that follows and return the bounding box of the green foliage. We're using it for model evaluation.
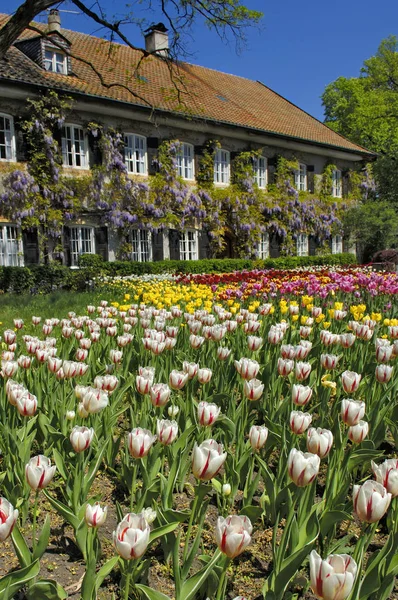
[342,200,398,262]
[196,140,220,189]
[322,35,398,204]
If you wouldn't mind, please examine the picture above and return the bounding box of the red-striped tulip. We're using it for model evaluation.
[307,428,333,458]
[113,512,150,560]
[85,502,108,527]
[290,410,312,435]
[127,428,157,458]
[215,515,252,558]
[309,550,357,600]
[348,420,369,443]
[192,439,227,481]
[341,370,361,394]
[341,399,365,426]
[197,401,220,426]
[372,459,398,497]
[353,480,391,523]
[25,455,56,490]
[0,498,18,541]
[288,448,320,487]
[70,426,94,452]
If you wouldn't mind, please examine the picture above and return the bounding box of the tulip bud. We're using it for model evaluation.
[341,399,365,426]
[169,370,189,390]
[192,439,227,481]
[113,512,150,559]
[288,448,320,487]
[290,410,312,435]
[348,420,369,443]
[375,364,393,384]
[234,358,260,380]
[291,384,312,407]
[32,316,41,325]
[353,480,391,523]
[243,378,264,401]
[295,361,311,382]
[341,370,361,394]
[248,425,268,450]
[306,427,333,458]
[277,358,294,377]
[168,405,179,418]
[66,410,75,420]
[85,502,107,527]
[197,401,220,426]
[197,368,212,385]
[70,426,94,452]
[222,483,231,496]
[309,550,357,600]
[127,428,157,458]
[25,455,56,490]
[217,346,231,361]
[16,392,37,417]
[320,354,341,370]
[0,498,18,541]
[156,419,178,445]
[215,515,252,558]
[372,459,398,497]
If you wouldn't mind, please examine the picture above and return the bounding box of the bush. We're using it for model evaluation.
[0,254,357,294]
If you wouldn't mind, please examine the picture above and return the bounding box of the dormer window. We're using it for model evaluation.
[44,49,67,74]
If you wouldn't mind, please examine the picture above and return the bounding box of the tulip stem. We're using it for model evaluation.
[183,485,200,563]
[215,556,231,600]
[31,490,39,553]
[130,462,138,511]
[123,559,134,600]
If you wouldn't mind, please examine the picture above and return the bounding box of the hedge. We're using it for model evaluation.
[0,253,357,294]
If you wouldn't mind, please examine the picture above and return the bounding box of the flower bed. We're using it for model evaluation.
[0,267,397,598]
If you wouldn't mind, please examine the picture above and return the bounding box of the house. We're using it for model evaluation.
[0,10,374,267]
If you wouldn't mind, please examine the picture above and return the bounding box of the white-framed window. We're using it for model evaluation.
[294,163,307,192]
[70,226,95,266]
[0,225,23,266]
[214,149,230,184]
[253,156,267,188]
[179,230,198,261]
[296,233,309,257]
[0,114,15,162]
[332,234,343,254]
[61,124,88,169]
[44,49,68,74]
[257,232,269,259]
[176,142,194,180]
[124,134,147,174]
[130,229,151,262]
[332,169,342,198]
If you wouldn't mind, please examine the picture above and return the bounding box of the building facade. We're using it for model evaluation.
[0,11,374,267]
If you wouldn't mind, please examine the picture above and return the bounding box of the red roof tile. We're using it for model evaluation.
[0,14,373,156]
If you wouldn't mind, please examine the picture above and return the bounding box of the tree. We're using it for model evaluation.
[322,36,398,205]
[0,0,262,61]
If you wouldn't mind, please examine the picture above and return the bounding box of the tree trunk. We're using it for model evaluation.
[0,0,58,59]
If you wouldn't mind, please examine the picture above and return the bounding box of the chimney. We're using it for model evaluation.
[48,9,61,34]
[144,23,169,57]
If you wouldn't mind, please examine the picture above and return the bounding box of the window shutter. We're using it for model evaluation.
[88,131,102,166]
[147,137,159,149]
[63,227,71,266]
[309,235,317,256]
[307,165,315,193]
[169,230,180,260]
[270,234,280,258]
[22,229,39,264]
[198,230,210,259]
[14,118,27,162]
[152,232,164,261]
[95,227,108,261]
[342,172,349,198]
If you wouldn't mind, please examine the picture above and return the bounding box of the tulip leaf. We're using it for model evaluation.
[180,550,222,600]
[95,556,120,592]
[240,504,263,522]
[25,579,67,599]
[52,447,68,481]
[43,490,79,530]
[347,447,383,472]
[0,559,40,598]
[149,521,179,545]
[359,532,398,599]
[161,508,190,523]
[319,510,351,538]
[32,514,51,561]
[11,525,32,568]
[135,583,171,600]
[84,439,110,497]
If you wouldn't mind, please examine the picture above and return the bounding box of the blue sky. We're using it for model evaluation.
[4,0,398,121]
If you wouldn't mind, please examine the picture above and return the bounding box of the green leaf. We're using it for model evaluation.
[95,556,120,592]
[11,525,32,568]
[83,440,110,497]
[320,510,351,538]
[33,514,51,561]
[135,583,171,600]
[52,447,69,482]
[43,490,79,530]
[26,579,67,599]
[180,550,222,600]
[240,504,263,522]
[149,521,179,545]
[0,559,40,599]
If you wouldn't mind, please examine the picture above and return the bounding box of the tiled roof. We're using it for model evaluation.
[0,14,373,156]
